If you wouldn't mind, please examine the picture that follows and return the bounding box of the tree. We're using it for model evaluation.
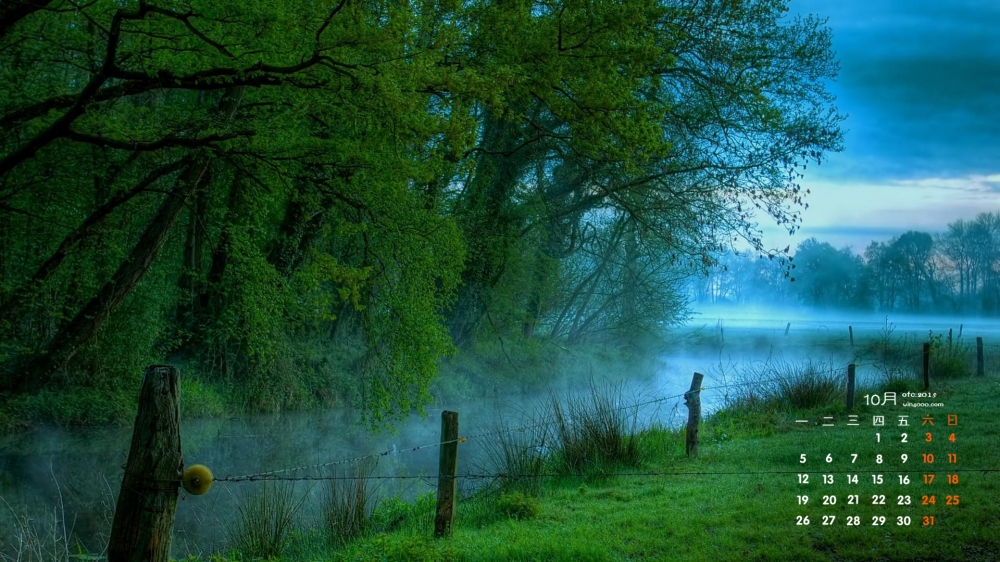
[792,238,861,308]
[937,213,1000,313]
[0,0,468,421]
[889,231,935,311]
[0,0,845,422]
[444,0,843,343]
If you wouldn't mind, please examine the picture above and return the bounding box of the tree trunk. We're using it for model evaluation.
[175,179,209,325]
[448,109,533,346]
[16,161,209,391]
[0,159,190,327]
[267,184,333,279]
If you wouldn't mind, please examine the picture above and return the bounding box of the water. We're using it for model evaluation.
[5,310,989,557]
[0,377,685,558]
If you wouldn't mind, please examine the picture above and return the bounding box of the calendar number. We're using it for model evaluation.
[796,516,810,525]
[846,516,860,526]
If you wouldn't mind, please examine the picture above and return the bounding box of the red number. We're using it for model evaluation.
[923,474,935,484]
[947,474,959,485]
[921,495,936,505]
[923,515,935,526]
[946,495,960,505]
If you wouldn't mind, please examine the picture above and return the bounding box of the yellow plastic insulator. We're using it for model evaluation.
[458,437,467,443]
[182,464,214,495]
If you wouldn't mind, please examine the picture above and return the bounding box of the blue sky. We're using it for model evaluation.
[757,0,1000,254]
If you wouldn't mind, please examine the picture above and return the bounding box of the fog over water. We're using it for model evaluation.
[2,304,996,557]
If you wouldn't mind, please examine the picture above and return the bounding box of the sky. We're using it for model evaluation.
[755,0,1000,254]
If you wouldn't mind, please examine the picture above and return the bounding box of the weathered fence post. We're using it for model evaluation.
[685,372,704,459]
[846,364,856,410]
[977,337,985,377]
[948,328,953,347]
[922,342,931,390]
[785,322,791,336]
[434,410,459,538]
[848,326,854,348]
[959,324,963,338]
[109,365,182,562]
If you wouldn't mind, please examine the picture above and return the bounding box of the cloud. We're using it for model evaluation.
[893,174,1000,192]
[789,0,1000,182]
[749,174,1000,254]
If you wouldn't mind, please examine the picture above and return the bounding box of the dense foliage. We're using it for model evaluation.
[0,0,842,421]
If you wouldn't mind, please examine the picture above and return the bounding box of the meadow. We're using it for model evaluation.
[2,319,999,562]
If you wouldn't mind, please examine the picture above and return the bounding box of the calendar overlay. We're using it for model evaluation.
[794,390,966,528]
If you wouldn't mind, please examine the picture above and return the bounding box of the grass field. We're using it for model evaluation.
[176,372,1000,562]
[5,323,999,562]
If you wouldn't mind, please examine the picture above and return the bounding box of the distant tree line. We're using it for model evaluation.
[690,212,1000,315]
[0,0,842,416]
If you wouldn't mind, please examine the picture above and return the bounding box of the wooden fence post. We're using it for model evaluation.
[922,342,930,390]
[948,328,953,347]
[685,372,704,459]
[846,364,856,410]
[977,337,984,377]
[434,410,459,538]
[785,322,791,336]
[108,365,182,562]
[849,326,854,348]
[959,324,963,338]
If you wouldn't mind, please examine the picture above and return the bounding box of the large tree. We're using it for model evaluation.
[0,0,844,420]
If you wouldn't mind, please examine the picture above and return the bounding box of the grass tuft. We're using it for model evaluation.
[320,459,380,546]
[480,412,550,496]
[549,381,648,476]
[226,479,303,560]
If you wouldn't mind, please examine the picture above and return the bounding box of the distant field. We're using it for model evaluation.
[651,314,1000,421]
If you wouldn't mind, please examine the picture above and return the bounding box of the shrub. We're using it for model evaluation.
[928,331,973,379]
[370,495,413,534]
[497,492,539,520]
[858,318,919,385]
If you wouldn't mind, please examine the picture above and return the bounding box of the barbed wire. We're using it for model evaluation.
[204,361,898,483]
[158,466,1000,486]
[163,345,979,488]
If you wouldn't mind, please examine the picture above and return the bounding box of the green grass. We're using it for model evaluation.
[225,480,305,560]
[191,374,1000,562]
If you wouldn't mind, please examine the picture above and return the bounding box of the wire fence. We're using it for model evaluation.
[163,466,1000,485]
[115,356,967,494]
[84,334,999,558]
[206,362,871,484]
